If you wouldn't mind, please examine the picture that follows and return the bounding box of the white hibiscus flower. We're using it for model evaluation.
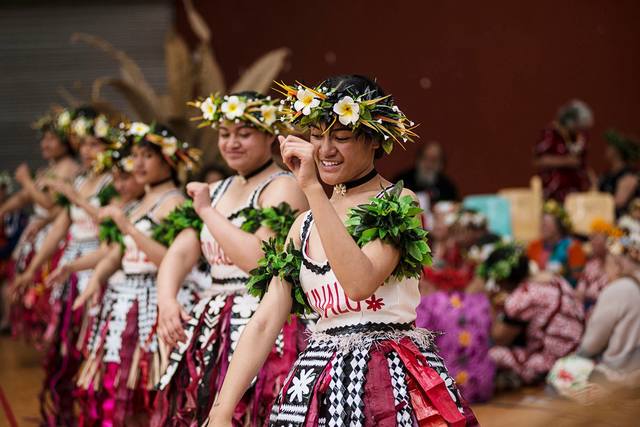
[57,110,71,127]
[232,294,259,318]
[286,369,316,403]
[221,95,247,120]
[332,96,360,126]
[94,116,110,138]
[294,89,320,115]
[128,122,150,136]
[200,97,217,121]
[260,104,278,126]
[72,117,89,137]
[161,136,178,157]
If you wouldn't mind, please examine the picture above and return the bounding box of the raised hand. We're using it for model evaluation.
[278,135,319,190]
[186,182,211,215]
[99,205,131,234]
[14,163,32,186]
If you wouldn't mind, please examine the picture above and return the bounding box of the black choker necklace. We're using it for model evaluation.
[334,169,378,196]
[148,176,173,189]
[238,159,273,184]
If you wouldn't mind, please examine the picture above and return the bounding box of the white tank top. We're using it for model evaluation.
[199,172,293,293]
[122,189,182,275]
[68,174,112,242]
[299,194,421,332]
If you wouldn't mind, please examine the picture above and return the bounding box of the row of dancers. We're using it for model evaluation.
[3,74,479,426]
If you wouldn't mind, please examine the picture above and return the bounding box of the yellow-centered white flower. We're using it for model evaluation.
[72,118,89,137]
[221,96,247,120]
[294,89,320,116]
[200,97,217,121]
[128,122,150,136]
[57,111,71,127]
[121,156,135,172]
[94,116,109,138]
[332,96,360,126]
[161,136,178,157]
[260,105,278,126]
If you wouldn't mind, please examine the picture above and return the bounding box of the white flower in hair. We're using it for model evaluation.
[332,96,360,126]
[200,97,217,121]
[72,117,89,137]
[121,156,135,172]
[221,95,247,120]
[260,104,278,126]
[57,111,71,127]
[128,122,150,136]
[161,136,178,157]
[294,88,320,115]
[94,116,109,138]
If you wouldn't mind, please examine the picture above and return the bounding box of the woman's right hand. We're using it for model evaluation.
[46,264,71,289]
[23,218,46,242]
[157,297,190,348]
[72,275,101,311]
[186,182,211,215]
[278,135,319,191]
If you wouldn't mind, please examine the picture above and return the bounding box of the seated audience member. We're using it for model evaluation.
[394,141,459,204]
[483,244,584,389]
[534,99,593,202]
[598,130,640,217]
[199,163,228,184]
[417,207,496,403]
[576,219,621,317]
[528,200,586,286]
[618,198,640,234]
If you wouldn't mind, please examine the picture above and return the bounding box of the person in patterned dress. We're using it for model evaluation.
[206,75,477,426]
[152,91,309,427]
[68,122,199,426]
[481,243,585,389]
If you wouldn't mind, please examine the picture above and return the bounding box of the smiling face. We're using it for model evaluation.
[40,130,69,161]
[218,122,274,175]
[131,144,172,186]
[78,136,106,169]
[309,125,379,185]
[113,169,145,202]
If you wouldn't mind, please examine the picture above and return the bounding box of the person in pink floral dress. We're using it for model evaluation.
[480,244,585,388]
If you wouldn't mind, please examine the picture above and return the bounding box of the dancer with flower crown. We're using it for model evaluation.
[206,75,477,427]
[69,122,200,426]
[2,108,80,340]
[11,107,117,426]
[151,91,309,427]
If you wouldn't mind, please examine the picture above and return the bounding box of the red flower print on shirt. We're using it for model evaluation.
[365,295,385,312]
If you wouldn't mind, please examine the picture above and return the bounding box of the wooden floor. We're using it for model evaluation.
[0,336,629,426]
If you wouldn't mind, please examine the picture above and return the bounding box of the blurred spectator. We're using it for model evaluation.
[483,244,584,390]
[599,130,640,216]
[417,204,495,403]
[528,200,586,286]
[576,219,621,317]
[534,99,593,202]
[0,173,27,332]
[199,164,228,184]
[394,141,459,204]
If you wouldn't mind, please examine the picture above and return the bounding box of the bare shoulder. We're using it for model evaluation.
[156,193,186,219]
[260,173,307,210]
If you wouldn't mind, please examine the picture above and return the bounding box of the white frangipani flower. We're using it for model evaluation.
[161,137,178,157]
[57,111,71,127]
[221,95,246,120]
[128,122,150,136]
[332,96,360,126]
[260,105,278,126]
[294,89,320,116]
[94,116,109,138]
[200,97,217,121]
[72,117,89,137]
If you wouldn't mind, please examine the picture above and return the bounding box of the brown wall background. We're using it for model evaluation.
[175,0,640,196]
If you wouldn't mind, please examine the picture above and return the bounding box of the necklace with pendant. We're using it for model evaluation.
[333,168,378,197]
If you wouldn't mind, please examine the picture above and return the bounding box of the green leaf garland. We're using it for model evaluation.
[151,200,203,247]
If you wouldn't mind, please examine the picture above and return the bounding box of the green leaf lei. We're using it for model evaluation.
[54,193,71,208]
[237,202,298,245]
[151,200,203,247]
[99,219,124,247]
[345,181,432,280]
[246,238,311,316]
[97,183,119,207]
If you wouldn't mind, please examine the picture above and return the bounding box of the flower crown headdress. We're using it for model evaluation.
[274,80,418,154]
[456,209,487,229]
[590,218,623,238]
[543,199,572,232]
[189,93,289,135]
[476,243,526,289]
[121,122,201,177]
[70,112,118,142]
[93,137,135,174]
[33,108,74,141]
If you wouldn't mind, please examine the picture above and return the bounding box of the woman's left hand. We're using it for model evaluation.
[278,135,319,191]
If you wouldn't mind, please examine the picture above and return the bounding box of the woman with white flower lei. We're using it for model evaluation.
[151,91,309,427]
[3,107,80,340]
[12,106,117,426]
[206,75,478,426]
[67,122,198,426]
